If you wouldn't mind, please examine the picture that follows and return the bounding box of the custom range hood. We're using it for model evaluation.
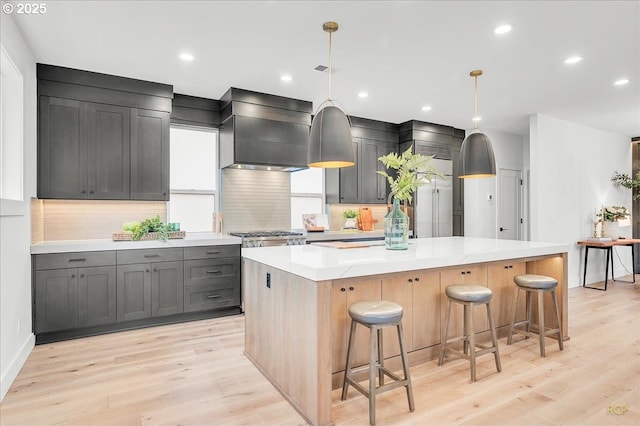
[219,88,313,172]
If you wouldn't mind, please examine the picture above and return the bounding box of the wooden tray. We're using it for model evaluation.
[112,231,185,241]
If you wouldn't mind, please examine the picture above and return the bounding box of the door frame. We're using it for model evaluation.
[498,168,524,240]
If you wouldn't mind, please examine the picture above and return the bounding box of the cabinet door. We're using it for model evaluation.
[360,140,380,203]
[381,274,413,357]
[152,261,184,317]
[87,103,131,199]
[331,279,381,373]
[35,269,79,333]
[440,265,488,338]
[451,143,464,236]
[338,140,360,203]
[78,266,117,327]
[117,264,152,321]
[487,262,526,328]
[411,271,441,350]
[131,109,170,200]
[38,97,88,199]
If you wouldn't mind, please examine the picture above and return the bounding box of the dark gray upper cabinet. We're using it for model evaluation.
[131,109,170,201]
[37,63,173,201]
[38,97,87,199]
[326,117,399,204]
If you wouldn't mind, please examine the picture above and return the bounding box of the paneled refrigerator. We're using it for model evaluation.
[414,158,453,238]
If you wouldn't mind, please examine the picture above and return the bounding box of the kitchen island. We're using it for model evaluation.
[242,237,569,426]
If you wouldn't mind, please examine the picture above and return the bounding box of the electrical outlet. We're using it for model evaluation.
[266,272,271,288]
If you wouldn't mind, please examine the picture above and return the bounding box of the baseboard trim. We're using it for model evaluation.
[0,333,35,402]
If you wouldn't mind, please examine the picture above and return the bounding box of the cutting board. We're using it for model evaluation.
[313,241,371,249]
[358,207,375,231]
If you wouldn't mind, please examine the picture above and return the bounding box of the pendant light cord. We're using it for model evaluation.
[328,30,333,101]
[474,74,478,130]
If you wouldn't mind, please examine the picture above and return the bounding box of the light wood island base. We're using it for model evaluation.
[242,238,569,426]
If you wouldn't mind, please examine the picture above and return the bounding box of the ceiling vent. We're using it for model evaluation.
[314,64,328,72]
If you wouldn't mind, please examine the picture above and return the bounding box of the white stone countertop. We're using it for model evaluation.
[31,232,242,254]
[242,236,569,281]
[302,229,385,242]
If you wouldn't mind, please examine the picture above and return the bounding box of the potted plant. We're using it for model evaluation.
[611,171,640,200]
[377,146,440,249]
[342,209,359,229]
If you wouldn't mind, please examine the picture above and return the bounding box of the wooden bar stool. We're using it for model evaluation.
[507,274,564,357]
[438,284,501,382]
[341,300,414,426]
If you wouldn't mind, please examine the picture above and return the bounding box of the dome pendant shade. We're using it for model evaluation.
[458,130,496,178]
[308,105,355,168]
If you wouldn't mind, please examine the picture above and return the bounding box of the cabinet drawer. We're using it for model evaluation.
[184,245,240,260]
[184,258,240,287]
[117,248,183,265]
[34,251,116,270]
[184,283,240,312]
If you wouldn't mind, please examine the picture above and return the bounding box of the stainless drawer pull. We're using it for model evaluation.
[207,270,221,274]
[144,254,160,258]
[68,258,86,262]
[206,251,221,254]
[207,294,221,299]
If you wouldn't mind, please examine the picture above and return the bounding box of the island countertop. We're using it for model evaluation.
[242,236,570,281]
[31,232,241,254]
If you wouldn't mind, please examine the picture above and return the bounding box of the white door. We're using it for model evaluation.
[498,169,522,240]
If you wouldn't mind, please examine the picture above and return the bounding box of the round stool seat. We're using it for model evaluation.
[514,274,558,290]
[349,300,403,325]
[445,284,492,303]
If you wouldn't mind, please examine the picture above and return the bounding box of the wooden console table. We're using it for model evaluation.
[577,239,640,290]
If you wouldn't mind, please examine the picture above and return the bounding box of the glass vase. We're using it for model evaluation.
[384,198,409,250]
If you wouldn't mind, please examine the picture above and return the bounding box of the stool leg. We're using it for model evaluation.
[439,299,452,366]
[525,290,532,337]
[341,320,357,400]
[486,301,502,373]
[507,287,521,345]
[468,303,477,382]
[463,304,469,355]
[538,290,546,357]
[397,322,415,412]
[377,328,384,386]
[369,325,378,426]
[551,289,564,351]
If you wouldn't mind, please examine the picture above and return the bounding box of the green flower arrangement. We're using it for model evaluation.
[377,145,441,205]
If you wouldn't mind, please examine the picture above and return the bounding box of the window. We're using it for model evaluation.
[290,167,324,229]
[0,45,24,216]
[168,127,217,232]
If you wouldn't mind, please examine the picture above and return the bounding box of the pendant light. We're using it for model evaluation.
[458,70,496,178]
[308,21,355,168]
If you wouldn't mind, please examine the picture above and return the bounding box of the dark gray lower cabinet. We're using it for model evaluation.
[35,269,79,333]
[33,245,240,342]
[116,260,184,321]
[78,266,117,327]
[35,265,117,332]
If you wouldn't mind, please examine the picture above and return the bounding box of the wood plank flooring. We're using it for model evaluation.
[1,278,638,425]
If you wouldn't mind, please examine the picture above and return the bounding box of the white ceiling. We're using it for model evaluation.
[10,0,640,137]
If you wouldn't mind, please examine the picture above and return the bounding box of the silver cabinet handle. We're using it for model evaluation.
[68,258,86,262]
[207,294,221,299]
[207,270,221,274]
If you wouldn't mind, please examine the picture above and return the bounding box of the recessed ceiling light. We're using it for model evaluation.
[472,116,482,122]
[280,75,292,82]
[358,92,368,98]
[179,52,194,61]
[614,78,629,86]
[564,56,583,64]
[421,105,432,112]
[494,24,512,35]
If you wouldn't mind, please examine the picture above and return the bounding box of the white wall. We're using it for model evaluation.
[0,14,36,401]
[464,129,525,238]
[530,113,632,288]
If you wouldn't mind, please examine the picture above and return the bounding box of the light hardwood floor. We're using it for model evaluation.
[1,278,638,426]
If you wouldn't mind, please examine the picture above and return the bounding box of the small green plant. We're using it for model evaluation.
[611,171,640,200]
[377,145,442,204]
[123,215,170,241]
[597,205,629,223]
[342,209,359,219]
